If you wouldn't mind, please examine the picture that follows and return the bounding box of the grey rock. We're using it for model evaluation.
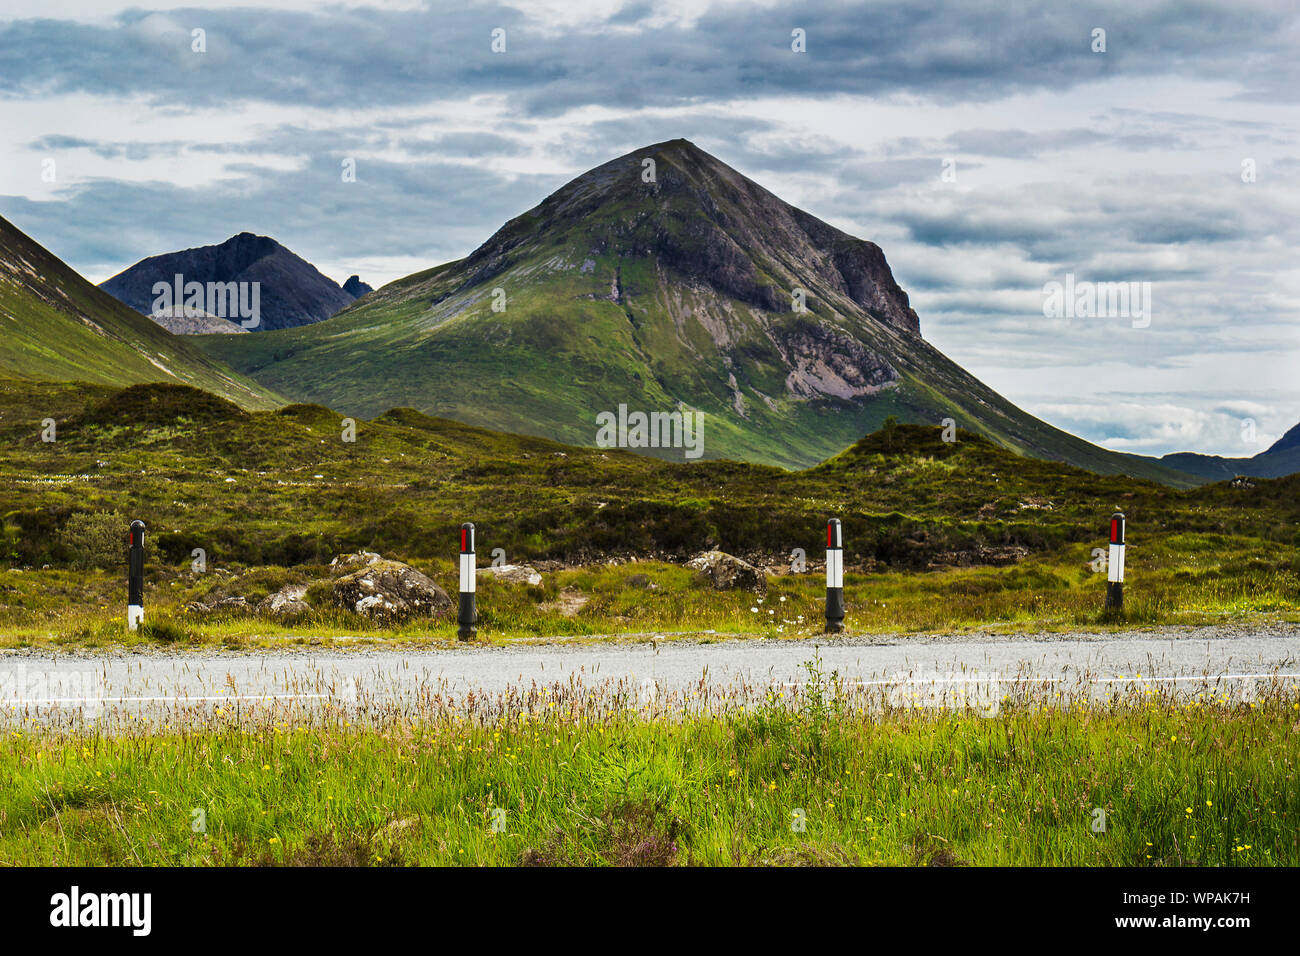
[477,564,543,586]
[686,550,767,594]
[257,584,312,622]
[185,595,250,615]
[333,559,452,622]
[329,551,383,575]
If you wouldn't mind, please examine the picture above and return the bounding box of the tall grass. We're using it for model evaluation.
[2,676,1296,866]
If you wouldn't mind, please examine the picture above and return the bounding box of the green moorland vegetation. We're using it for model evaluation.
[1,378,1297,647]
[2,671,1297,865]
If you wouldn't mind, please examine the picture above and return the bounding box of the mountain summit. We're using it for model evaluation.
[342,275,373,298]
[195,139,1187,480]
[462,138,921,339]
[100,233,355,332]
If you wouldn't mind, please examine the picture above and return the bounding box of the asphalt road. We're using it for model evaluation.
[3,623,1298,726]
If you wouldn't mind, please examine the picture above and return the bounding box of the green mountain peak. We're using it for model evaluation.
[193,141,1192,483]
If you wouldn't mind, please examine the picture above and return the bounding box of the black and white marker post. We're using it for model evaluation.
[458,522,477,640]
[1105,511,1125,613]
[825,518,845,633]
[127,519,146,631]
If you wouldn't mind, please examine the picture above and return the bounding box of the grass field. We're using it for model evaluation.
[2,674,1297,866]
[2,381,1296,647]
[3,381,1297,869]
[2,545,1298,649]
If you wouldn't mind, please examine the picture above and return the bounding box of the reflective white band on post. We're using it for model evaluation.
[460,552,476,593]
[826,517,843,588]
[127,605,144,631]
[826,548,843,589]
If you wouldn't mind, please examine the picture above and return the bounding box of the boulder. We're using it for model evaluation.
[333,559,452,622]
[329,551,382,575]
[686,550,767,594]
[184,595,250,615]
[477,564,543,586]
[257,584,313,622]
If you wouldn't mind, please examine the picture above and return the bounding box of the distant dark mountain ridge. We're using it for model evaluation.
[99,233,356,332]
[1158,422,1300,481]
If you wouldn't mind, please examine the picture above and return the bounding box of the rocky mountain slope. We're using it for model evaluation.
[100,233,362,332]
[194,139,1195,481]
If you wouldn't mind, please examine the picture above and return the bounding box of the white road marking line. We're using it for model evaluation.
[6,693,334,705]
[8,674,1299,706]
[781,673,1300,687]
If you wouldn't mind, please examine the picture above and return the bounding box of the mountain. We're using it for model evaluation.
[0,215,282,408]
[1159,422,1300,481]
[99,232,354,332]
[343,275,373,298]
[193,139,1195,482]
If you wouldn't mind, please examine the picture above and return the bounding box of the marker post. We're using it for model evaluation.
[458,522,477,640]
[825,518,845,633]
[1105,511,1125,613]
[127,519,146,631]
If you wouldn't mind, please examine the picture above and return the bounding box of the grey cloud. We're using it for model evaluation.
[1,150,556,281]
[3,1,1298,457]
[1,1,1296,114]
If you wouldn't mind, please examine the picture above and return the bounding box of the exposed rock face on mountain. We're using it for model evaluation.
[99,233,353,331]
[193,139,1191,482]
[458,139,922,339]
[342,275,373,298]
[147,305,250,335]
[0,214,279,408]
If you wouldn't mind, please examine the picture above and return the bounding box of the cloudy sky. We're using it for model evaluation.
[2,0,1297,457]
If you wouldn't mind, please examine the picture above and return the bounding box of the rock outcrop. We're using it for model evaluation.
[686,550,768,594]
[329,551,383,575]
[332,559,452,622]
[477,564,543,586]
[342,275,374,298]
[257,584,312,622]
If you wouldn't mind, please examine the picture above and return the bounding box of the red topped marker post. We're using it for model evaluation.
[1105,511,1125,612]
[825,518,845,633]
